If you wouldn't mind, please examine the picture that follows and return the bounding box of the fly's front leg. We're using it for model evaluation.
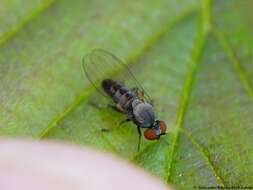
[137,126,142,151]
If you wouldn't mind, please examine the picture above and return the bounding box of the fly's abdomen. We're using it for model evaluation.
[102,79,134,110]
[102,79,120,97]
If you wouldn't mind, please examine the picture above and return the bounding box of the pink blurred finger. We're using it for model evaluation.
[0,139,173,190]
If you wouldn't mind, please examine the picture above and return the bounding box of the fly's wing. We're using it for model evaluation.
[82,49,152,102]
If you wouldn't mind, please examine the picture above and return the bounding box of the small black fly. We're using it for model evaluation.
[82,49,167,150]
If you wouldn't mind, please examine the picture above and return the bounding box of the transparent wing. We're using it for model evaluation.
[82,49,152,102]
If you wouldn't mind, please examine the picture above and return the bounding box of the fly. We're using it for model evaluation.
[82,49,167,150]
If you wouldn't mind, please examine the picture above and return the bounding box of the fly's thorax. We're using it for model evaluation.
[132,99,155,128]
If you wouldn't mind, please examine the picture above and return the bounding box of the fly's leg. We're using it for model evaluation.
[132,87,140,97]
[107,103,124,113]
[132,87,145,101]
[88,102,110,132]
[101,104,126,132]
[131,87,138,92]
[137,90,155,105]
[149,99,154,106]
[101,118,130,132]
[137,126,142,151]
[88,101,106,110]
[89,101,124,113]
[118,118,131,126]
[107,104,121,112]
[132,88,154,105]
[101,128,110,132]
[119,113,134,126]
[138,90,144,99]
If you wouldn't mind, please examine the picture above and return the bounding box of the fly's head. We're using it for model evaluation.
[144,120,167,140]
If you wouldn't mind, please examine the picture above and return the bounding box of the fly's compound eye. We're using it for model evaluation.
[144,129,158,140]
[158,120,167,134]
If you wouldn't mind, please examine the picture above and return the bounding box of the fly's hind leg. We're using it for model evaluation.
[107,104,120,112]
[107,103,124,113]
[101,103,125,132]
[88,101,106,110]
[89,100,124,113]
[88,102,111,132]
[101,128,110,132]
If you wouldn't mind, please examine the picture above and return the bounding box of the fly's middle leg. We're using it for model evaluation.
[137,126,142,151]
[118,118,131,126]
[101,117,130,132]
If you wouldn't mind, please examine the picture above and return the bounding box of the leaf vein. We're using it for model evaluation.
[0,0,57,47]
[213,28,253,103]
[181,128,226,185]
[166,0,211,182]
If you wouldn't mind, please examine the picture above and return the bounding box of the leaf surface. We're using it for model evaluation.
[1,0,253,189]
[0,0,55,44]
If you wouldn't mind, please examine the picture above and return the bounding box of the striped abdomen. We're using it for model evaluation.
[102,79,135,111]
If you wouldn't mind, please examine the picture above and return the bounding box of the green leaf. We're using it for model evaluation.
[0,0,55,44]
[1,0,253,189]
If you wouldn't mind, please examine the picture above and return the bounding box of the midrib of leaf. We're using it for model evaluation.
[166,25,205,181]
[38,7,198,138]
[166,0,225,183]
[0,0,56,46]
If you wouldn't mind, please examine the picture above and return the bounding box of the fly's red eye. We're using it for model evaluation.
[144,129,158,140]
[159,121,167,134]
